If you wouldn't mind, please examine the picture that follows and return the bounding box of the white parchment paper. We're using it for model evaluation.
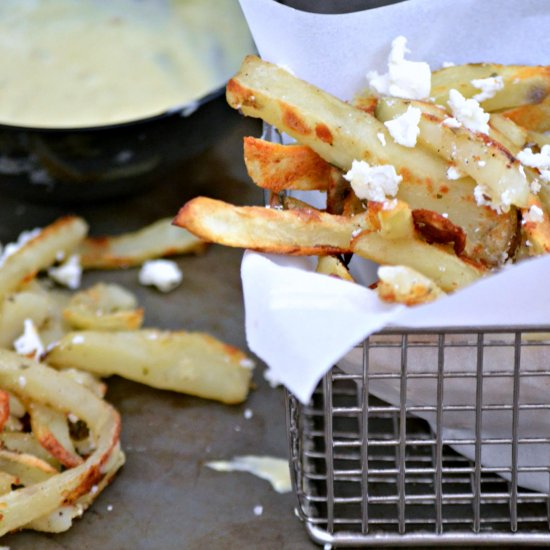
[238,0,550,406]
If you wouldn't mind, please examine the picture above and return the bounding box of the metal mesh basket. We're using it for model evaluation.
[286,327,550,547]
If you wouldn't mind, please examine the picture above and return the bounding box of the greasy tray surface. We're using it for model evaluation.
[0,113,314,549]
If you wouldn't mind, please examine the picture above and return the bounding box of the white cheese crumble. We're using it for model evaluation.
[343,159,402,202]
[367,36,431,100]
[48,254,82,289]
[442,117,461,128]
[14,319,44,359]
[384,105,421,147]
[446,166,466,180]
[447,89,490,134]
[138,259,182,293]
[523,205,544,223]
[376,132,387,146]
[517,145,550,170]
[106,505,113,512]
[240,357,255,370]
[243,408,253,420]
[531,179,542,194]
[473,184,512,213]
[18,375,26,388]
[72,334,85,345]
[478,160,486,167]
[471,75,504,102]
[68,413,79,423]
[253,505,263,517]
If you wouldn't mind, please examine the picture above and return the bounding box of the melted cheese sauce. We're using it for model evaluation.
[206,455,292,493]
[0,0,253,128]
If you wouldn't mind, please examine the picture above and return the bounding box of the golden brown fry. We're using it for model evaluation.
[174,196,372,255]
[80,217,207,269]
[47,330,254,405]
[430,63,550,111]
[501,96,550,133]
[243,136,340,192]
[316,256,355,282]
[376,265,445,305]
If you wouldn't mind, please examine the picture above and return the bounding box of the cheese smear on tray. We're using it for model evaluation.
[0,0,252,128]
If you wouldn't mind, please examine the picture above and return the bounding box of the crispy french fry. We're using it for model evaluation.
[377,265,445,305]
[430,63,550,111]
[316,256,355,282]
[80,217,207,269]
[47,330,254,405]
[244,136,341,192]
[0,217,88,303]
[502,96,550,133]
[174,196,372,255]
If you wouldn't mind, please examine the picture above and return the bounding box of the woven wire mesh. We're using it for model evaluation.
[286,328,550,546]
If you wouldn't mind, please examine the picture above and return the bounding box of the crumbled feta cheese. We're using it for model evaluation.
[367,36,431,100]
[68,413,79,423]
[14,319,44,359]
[138,260,182,293]
[90,485,99,495]
[447,166,466,180]
[18,375,26,388]
[240,358,255,370]
[442,117,461,128]
[351,228,362,238]
[531,179,542,194]
[382,198,398,210]
[474,184,511,213]
[447,89,490,134]
[478,160,486,167]
[253,505,263,517]
[523,204,544,223]
[541,170,550,183]
[106,505,113,512]
[72,334,85,345]
[471,75,504,102]
[244,408,253,420]
[0,228,41,267]
[343,159,402,202]
[377,132,387,146]
[526,240,532,247]
[517,145,550,170]
[48,254,82,289]
[384,105,421,147]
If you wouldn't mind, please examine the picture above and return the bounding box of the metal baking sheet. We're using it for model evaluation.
[1,104,315,549]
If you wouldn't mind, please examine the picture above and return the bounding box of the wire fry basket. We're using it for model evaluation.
[286,327,550,547]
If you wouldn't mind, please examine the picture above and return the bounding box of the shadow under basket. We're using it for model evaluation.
[286,327,550,547]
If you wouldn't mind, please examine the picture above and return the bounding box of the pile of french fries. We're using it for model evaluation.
[0,216,254,536]
[175,54,550,305]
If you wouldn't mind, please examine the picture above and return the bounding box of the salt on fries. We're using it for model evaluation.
[0,213,253,537]
[174,53,550,306]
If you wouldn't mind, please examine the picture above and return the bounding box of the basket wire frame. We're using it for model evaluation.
[286,328,550,547]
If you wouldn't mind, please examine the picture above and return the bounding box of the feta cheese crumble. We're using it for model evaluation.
[384,105,422,147]
[447,89,490,134]
[517,145,550,170]
[244,408,253,420]
[442,117,461,128]
[253,505,263,517]
[523,204,544,223]
[471,75,504,102]
[48,254,82,289]
[343,159,402,202]
[367,36,431,100]
[138,259,182,293]
[446,166,466,180]
[14,319,44,359]
[376,132,387,146]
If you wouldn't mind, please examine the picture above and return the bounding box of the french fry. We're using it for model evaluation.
[0,217,88,303]
[63,283,143,331]
[80,217,207,269]
[501,96,550,133]
[174,196,373,255]
[316,256,355,282]
[46,330,254,405]
[430,63,550,112]
[376,265,445,305]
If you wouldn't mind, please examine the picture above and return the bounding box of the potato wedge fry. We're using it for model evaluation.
[316,256,355,282]
[0,450,57,485]
[0,217,88,303]
[351,202,485,292]
[0,471,17,496]
[0,350,123,536]
[430,63,550,112]
[47,330,254,405]
[80,217,207,269]
[502,97,550,133]
[28,402,83,469]
[375,97,530,209]
[377,265,445,305]
[0,433,60,468]
[174,196,372,255]
[227,56,516,266]
[63,283,143,331]
[243,136,341,192]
